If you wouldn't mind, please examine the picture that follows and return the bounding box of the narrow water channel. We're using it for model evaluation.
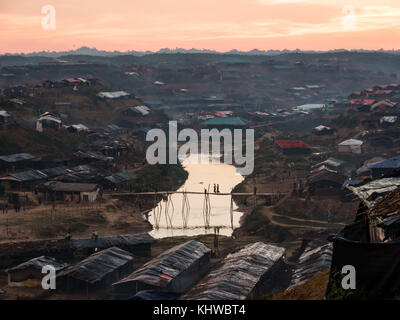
[149,154,245,238]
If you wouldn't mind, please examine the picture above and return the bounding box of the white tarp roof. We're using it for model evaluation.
[338,139,363,146]
[69,124,89,131]
[37,112,62,124]
[380,116,397,123]
[0,110,11,117]
[312,158,344,169]
[131,106,150,116]
[97,91,130,99]
[295,104,325,111]
[314,125,332,131]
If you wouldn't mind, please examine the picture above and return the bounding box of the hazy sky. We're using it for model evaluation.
[1,0,400,53]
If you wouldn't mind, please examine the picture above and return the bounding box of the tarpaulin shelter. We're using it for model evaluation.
[182,242,287,300]
[6,256,69,287]
[71,233,155,256]
[57,246,134,293]
[288,243,332,289]
[338,139,363,154]
[113,240,211,298]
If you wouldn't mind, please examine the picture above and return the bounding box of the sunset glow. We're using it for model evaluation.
[1,0,400,53]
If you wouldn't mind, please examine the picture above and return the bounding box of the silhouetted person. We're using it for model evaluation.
[92,231,98,241]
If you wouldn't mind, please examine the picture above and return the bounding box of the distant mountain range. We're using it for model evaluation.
[2,46,400,57]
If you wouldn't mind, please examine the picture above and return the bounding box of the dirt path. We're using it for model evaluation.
[260,206,344,230]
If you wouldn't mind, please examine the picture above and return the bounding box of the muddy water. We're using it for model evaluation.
[149,154,245,238]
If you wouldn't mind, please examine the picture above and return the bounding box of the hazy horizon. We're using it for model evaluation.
[3,46,400,57]
[2,0,400,54]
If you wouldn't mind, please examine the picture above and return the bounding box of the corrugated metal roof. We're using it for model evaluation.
[58,247,133,284]
[71,233,155,250]
[182,242,285,300]
[114,240,210,288]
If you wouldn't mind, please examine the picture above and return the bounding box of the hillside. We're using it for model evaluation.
[268,269,329,300]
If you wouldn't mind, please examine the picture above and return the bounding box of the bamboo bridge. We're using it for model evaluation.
[111,190,286,230]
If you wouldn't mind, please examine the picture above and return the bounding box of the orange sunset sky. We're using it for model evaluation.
[1,0,400,53]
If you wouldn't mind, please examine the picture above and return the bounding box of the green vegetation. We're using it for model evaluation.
[135,163,188,192]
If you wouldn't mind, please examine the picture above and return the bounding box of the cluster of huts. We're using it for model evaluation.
[346,83,400,112]
[42,77,96,89]
[1,236,299,300]
[0,148,136,197]
[2,233,155,293]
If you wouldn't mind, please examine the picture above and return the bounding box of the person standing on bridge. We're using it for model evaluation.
[216,184,220,193]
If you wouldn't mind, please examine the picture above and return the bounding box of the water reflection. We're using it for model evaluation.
[149,154,244,238]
